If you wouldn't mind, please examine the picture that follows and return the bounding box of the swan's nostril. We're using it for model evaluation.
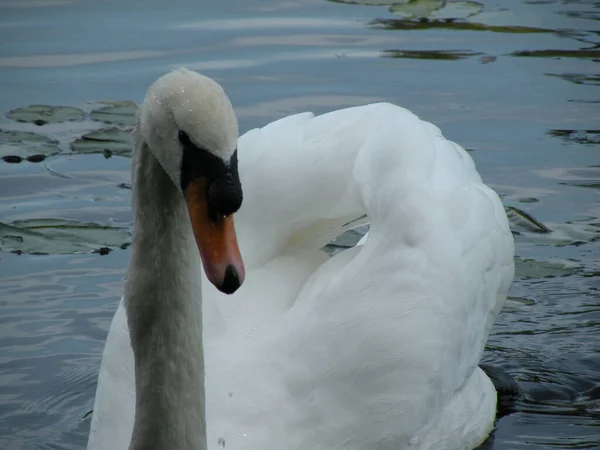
[219,265,241,295]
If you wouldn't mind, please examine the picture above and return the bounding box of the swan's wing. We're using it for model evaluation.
[207,105,514,447]
[284,108,514,443]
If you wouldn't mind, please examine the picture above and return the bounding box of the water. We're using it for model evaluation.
[0,0,598,448]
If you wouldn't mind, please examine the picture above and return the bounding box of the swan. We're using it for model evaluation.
[86,68,515,450]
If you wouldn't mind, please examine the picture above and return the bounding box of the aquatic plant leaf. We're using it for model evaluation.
[515,221,599,247]
[0,130,61,162]
[6,105,84,125]
[389,0,445,18]
[370,18,553,33]
[389,0,483,19]
[547,73,600,86]
[382,49,481,60]
[429,1,483,20]
[90,101,138,126]
[0,218,130,255]
[506,206,551,234]
[70,127,133,156]
[505,206,598,246]
[548,129,600,145]
[514,257,580,279]
[328,0,397,5]
[512,49,600,59]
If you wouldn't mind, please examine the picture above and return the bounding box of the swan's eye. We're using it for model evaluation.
[178,130,191,146]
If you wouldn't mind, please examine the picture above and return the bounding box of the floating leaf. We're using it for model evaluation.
[328,0,397,5]
[502,296,535,312]
[548,129,600,145]
[547,73,600,86]
[90,101,138,126]
[516,221,599,247]
[512,49,600,59]
[382,49,481,60]
[389,0,445,18]
[430,1,483,20]
[6,105,84,125]
[388,0,484,20]
[514,257,580,279]
[561,181,600,189]
[0,130,61,162]
[517,197,539,204]
[506,206,551,234]
[370,18,553,33]
[0,218,130,255]
[70,127,133,156]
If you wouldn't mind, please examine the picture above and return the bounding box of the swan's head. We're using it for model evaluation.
[138,68,244,294]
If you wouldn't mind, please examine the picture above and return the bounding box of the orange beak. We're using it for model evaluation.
[184,178,245,294]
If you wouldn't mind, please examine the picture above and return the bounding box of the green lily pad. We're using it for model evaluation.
[382,49,481,60]
[371,17,553,34]
[389,0,446,18]
[548,129,600,146]
[518,222,599,247]
[515,257,580,279]
[389,0,484,19]
[547,73,600,87]
[502,296,535,312]
[90,101,138,126]
[328,0,397,5]
[70,127,133,157]
[0,218,131,255]
[512,49,600,59]
[0,130,61,163]
[430,1,483,20]
[506,206,551,234]
[6,105,85,125]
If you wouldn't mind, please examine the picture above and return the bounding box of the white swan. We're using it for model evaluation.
[87,68,515,450]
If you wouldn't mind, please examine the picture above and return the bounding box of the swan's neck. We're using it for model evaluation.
[125,139,207,450]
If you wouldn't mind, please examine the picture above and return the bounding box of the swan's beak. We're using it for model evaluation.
[184,178,245,294]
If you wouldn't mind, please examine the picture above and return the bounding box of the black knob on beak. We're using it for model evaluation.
[208,175,243,219]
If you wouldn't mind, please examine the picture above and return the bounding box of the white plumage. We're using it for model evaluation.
[87,69,514,450]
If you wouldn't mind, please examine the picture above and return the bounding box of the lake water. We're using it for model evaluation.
[0,0,598,448]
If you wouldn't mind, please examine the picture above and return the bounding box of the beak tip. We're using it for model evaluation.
[217,264,243,295]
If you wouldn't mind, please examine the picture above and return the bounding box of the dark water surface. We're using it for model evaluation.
[0,0,599,448]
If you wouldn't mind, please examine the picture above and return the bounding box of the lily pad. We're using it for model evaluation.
[0,218,131,255]
[6,105,84,125]
[70,127,133,157]
[328,0,397,5]
[370,18,553,34]
[0,130,61,162]
[389,0,445,18]
[547,73,600,87]
[518,222,599,247]
[512,49,600,59]
[90,101,138,126]
[382,49,481,60]
[514,257,580,279]
[548,129,600,145]
[390,0,483,19]
[506,206,551,234]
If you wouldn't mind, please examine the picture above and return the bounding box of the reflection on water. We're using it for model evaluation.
[0,0,599,448]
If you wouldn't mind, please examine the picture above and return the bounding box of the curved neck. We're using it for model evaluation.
[125,136,207,450]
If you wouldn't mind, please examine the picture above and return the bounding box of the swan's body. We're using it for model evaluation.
[87,69,514,450]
